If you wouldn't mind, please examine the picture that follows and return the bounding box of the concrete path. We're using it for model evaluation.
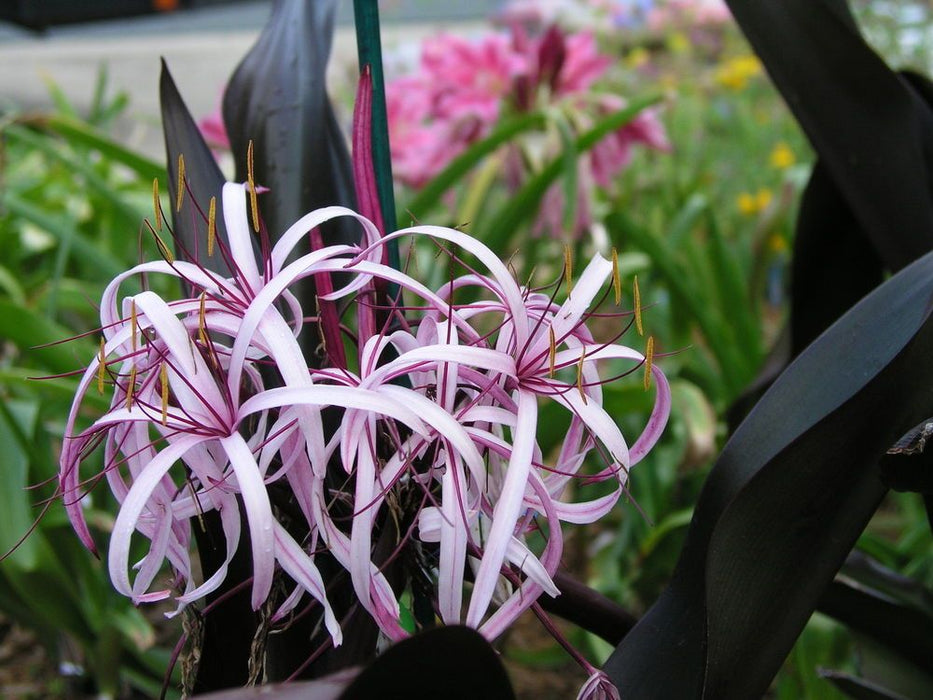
[0,1,498,160]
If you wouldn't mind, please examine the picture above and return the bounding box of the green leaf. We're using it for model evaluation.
[3,125,142,227]
[0,400,40,567]
[37,115,165,181]
[3,193,128,283]
[0,299,90,373]
[401,111,548,228]
[705,209,761,362]
[608,211,747,398]
[484,96,661,251]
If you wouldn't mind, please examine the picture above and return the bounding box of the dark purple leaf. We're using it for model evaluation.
[160,59,232,277]
[724,1,933,425]
[818,552,933,673]
[195,668,358,700]
[819,671,912,700]
[338,626,515,700]
[605,249,933,697]
[222,0,357,245]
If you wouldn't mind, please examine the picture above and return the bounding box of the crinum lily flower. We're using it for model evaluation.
[59,177,669,694]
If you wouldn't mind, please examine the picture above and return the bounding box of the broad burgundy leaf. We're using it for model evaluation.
[339,626,515,700]
[195,668,358,700]
[818,553,933,674]
[605,250,933,697]
[724,0,933,275]
[160,60,231,276]
[724,0,933,425]
[222,0,357,244]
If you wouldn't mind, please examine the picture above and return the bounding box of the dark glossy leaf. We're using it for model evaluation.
[160,60,231,277]
[724,0,933,273]
[161,61,255,695]
[222,0,357,245]
[538,572,637,646]
[789,161,885,355]
[819,670,911,700]
[818,552,933,673]
[605,250,933,698]
[189,508,258,694]
[195,668,357,700]
[338,626,515,700]
[723,1,933,425]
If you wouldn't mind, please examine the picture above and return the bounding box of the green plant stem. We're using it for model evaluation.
[353,0,399,272]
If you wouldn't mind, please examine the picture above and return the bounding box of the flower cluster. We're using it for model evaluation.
[386,23,669,236]
[500,0,731,31]
[59,183,668,671]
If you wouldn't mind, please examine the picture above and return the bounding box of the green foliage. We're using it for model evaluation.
[4,6,932,698]
[0,72,178,697]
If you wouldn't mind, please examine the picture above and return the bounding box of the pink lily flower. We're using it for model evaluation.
[59,178,669,668]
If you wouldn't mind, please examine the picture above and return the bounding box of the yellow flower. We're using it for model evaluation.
[627,47,650,69]
[755,188,773,210]
[737,188,773,216]
[769,142,795,169]
[767,233,788,254]
[737,192,756,216]
[715,55,762,91]
[667,32,691,55]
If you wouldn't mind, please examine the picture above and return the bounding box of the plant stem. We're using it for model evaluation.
[353,0,399,273]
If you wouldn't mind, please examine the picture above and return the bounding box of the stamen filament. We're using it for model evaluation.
[126,366,136,411]
[152,229,175,263]
[198,292,209,347]
[643,335,654,391]
[175,154,186,213]
[576,347,587,404]
[548,326,556,378]
[247,140,260,233]
[633,275,643,336]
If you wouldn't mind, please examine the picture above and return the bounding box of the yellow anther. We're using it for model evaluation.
[564,243,573,295]
[130,301,138,353]
[198,292,209,346]
[152,229,174,263]
[152,178,162,231]
[187,478,206,531]
[160,363,169,426]
[611,248,621,305]
[97,338,106,394]
[175,154,186,213]
[207,195,217,257]
[126,365,136,411]
[633,275,643,336]
[315,295,328,357]
[576,347,587,405]
[548,326,557,378]
[643,335,655,391]
[247,140,260,233]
